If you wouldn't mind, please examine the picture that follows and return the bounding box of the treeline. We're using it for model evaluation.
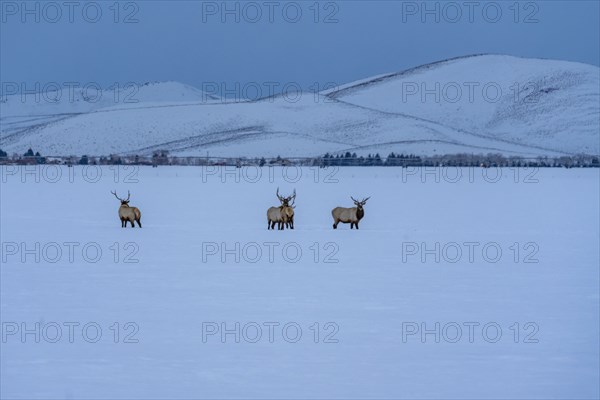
[1,148,598,168]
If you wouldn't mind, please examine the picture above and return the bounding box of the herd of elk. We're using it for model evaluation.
[111,190,370,230]
[111,190,142,228]
[267,188,296,230]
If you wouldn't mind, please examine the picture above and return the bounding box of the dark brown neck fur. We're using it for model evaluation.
[356,207,364,220]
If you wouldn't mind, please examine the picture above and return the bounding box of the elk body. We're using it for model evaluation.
[332,196,370,229]
[267,188,296,230]
[111,190,142,228]
[267,206,285,230]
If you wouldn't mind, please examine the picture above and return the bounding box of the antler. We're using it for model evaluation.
[111,190,123,201]
[288,189,296,205]
[276,187,285,202]
[361,196,370,204]
[126,191,131,202]
[351,196,359,203]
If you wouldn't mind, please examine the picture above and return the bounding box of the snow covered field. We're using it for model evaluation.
[1,166,598,399]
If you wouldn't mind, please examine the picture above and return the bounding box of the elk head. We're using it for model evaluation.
[276,188,296,208]
[111,190,131,206]
[351,196,370,211]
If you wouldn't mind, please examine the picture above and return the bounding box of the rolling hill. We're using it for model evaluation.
[1,55,598,158]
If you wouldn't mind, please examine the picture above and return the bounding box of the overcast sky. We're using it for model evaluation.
[1,1,599,95]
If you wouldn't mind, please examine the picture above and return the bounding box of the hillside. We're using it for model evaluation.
[325,55,600,155]
[1,55,598,158]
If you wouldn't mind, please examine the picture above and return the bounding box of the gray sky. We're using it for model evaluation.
[1,1,599,96]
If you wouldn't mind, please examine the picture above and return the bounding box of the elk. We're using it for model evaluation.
[332,196,370,230]
[267,188,295,230]
[282,189,296,229]
[283,205,295,229]
[111,190,142,228]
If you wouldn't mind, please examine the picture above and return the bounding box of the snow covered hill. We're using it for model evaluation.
[0,81,221,155]
[1,55,598,157]
[0,81,219,116]
[325,55,600,156]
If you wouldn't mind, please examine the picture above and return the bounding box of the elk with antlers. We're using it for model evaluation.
[111,190,142,228]
[332,196,370,229]
[281,189,296,230]
[267,188,296,230]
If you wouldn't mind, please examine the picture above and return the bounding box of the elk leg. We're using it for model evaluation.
[130,220,135,228]
[355,223,359,230]
[121,218,125,228]
[333,220,338,229]
[136,219,142,228]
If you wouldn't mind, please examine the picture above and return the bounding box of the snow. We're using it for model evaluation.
[0,81,220,117]
[327,55,600,155]
[1,55,598,158]
[1,166,598,399]
[0,81,221,156]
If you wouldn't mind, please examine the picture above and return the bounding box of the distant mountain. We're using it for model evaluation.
[1,55,598,157]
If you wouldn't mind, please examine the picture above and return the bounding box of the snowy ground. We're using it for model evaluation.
[1,166,598,399]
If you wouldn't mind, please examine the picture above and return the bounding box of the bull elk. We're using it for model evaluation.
[332,196,370,229]
[267,188,296,230]
[281,189,296,229]
[111,190,142,228]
